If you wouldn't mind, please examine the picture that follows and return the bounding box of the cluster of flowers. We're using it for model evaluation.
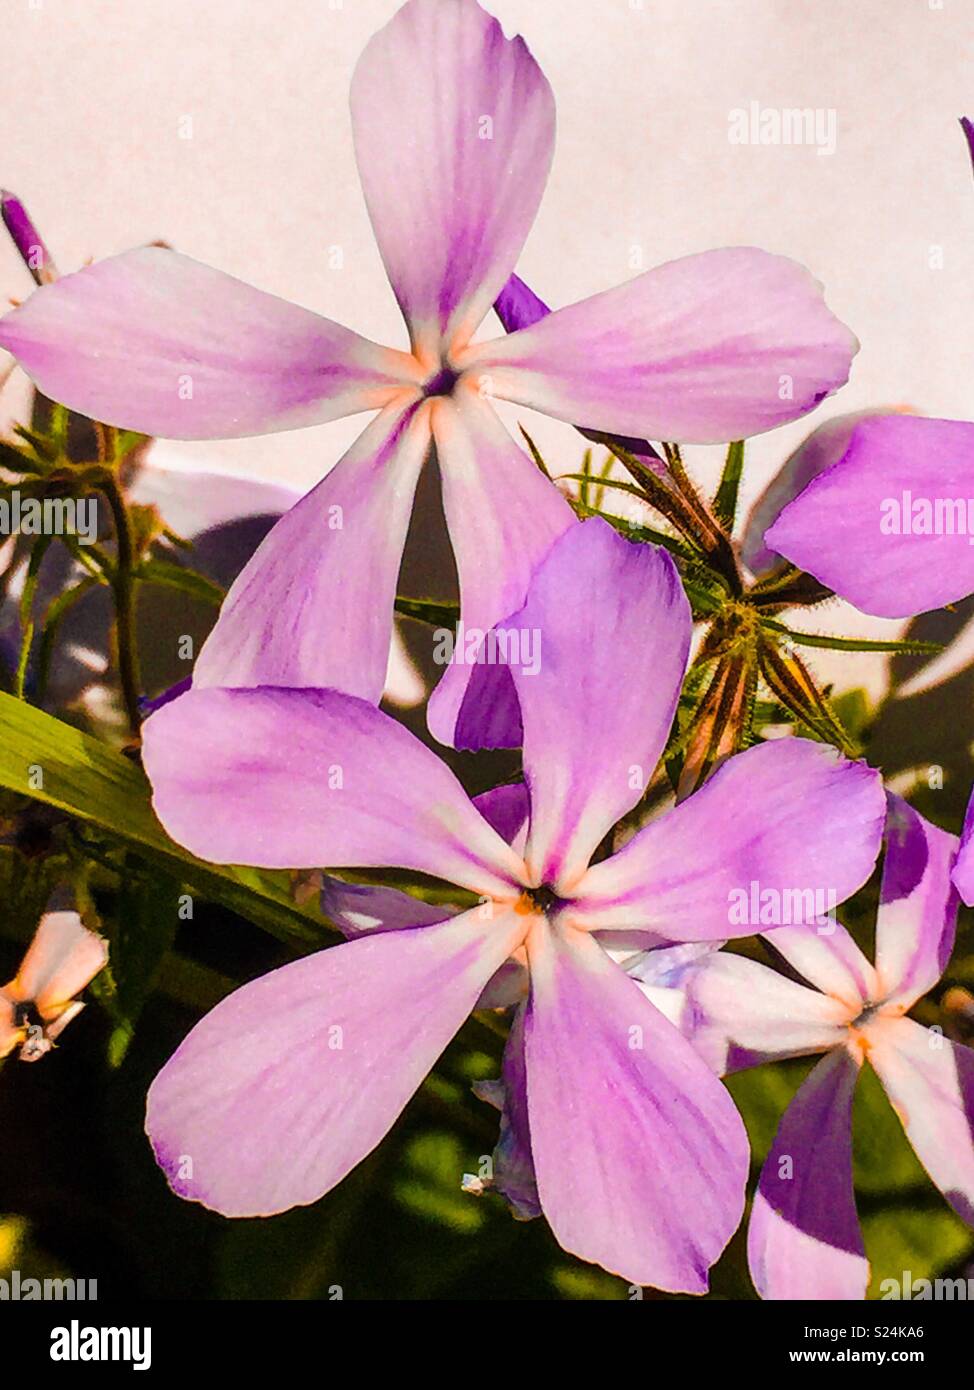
[3,0,974,1299]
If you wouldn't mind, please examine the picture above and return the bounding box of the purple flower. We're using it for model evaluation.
[0,0,857,747]
[687,796,973,1299]
[139,520,883,1290]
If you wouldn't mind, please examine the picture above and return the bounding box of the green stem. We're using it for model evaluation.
[101,473,142,738]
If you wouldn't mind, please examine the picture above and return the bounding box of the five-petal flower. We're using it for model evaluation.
[687,796,974,1299]
[0,0,858,748]
[140,519,884,1289]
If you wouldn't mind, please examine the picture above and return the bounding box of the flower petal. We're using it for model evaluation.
[765,416,974,618]
[319,877,456,939]
[472,782,531,849]
[523,921,748,1292]
[572,738,885,941]
[874,795,959,1009]
[0,248,420,438]
[350,0,555,362]
[740,411,885,577]
[748,1048,869,1300]
[480,1006,541,1219]
[15,911,108,1013]
[142,685,525,897]
[464,248,857,444]
[146,909,524,1216]
[499,519,690,890]
[493,273,667,476]
[686,951,852,1075]
[426,390,575,749]
[763,924,876,1010]
[868,1015,974,1227]
[953,788,974,907]
[193,400,431,697]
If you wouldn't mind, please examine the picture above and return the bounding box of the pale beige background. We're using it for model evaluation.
[2,0,973,701]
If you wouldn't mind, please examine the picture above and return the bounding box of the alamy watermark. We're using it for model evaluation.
[728,880,838,931]
[880,1271,974,1300]
[728,102,837,156]
[0,491,98,545]
[880,491,974,543]
[0,1268,97,1299]
[432,623,541,675]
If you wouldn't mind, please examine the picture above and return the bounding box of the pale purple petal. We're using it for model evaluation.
[464,247,857,444]
[572,738,885,941]
[496,519,691,891]
[686,951,852,1075]
[193,401,431,697]
[146,909,524,1216]
[748,1048,869,1300]
[522,921,748,1292]
[874,795,959,1009]
[426,390,575,749]
[0,247,421,439]
[764,923,877,1010]
[766,415,974,618]
[741,411,887,576]
[493,273,666,474]
[142,686,525,897]
[350,0,555,362]
[869,1015,974,1227]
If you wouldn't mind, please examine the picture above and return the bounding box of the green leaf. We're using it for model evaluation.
[0,691,329,950]
[104,864,183,1066]
[394,595,459,628]
[134,557,225,607]
[760,617,943,656]
[714,440,745,530]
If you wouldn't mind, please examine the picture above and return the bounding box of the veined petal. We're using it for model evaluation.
[146,909,525,1216]
[350,0,555,363]
[426,390,575,750]
[463,247,857,444]
[686,951,851,1075]
[0,247,420,438]
[493,519,690,891]
[874,795,958,1010]
[572,738,885,942]
[523,921,748,1292]
[493,273,667,476]
[764,924,876,1012]
[748,1048,869,1300]
[13,911,107,1013]
[193,400,431,697]
[868,1015,974,1227]
[142,686,525,898]
[765,416,974,617]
